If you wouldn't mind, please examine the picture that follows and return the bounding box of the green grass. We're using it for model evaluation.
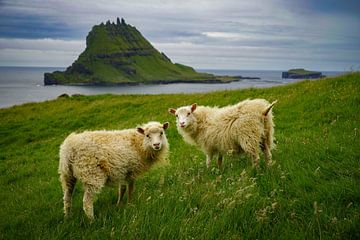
[1,73,360,239]
[47,21,215,85]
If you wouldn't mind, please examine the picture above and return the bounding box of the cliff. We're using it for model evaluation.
[44,18,218,85]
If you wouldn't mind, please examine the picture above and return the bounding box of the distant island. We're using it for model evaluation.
[282,68,323,79]
[44,18,256,86]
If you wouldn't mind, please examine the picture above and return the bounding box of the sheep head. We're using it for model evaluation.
[137,122,169,151]
[168,103,197,129]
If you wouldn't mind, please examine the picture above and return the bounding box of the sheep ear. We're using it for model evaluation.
[163,122,169,130]
[168,108,176,115]
[191,103,197,112]
[137,128,145,135]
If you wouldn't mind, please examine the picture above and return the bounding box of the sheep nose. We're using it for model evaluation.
[179,122,185,127]
[153,143,160,149]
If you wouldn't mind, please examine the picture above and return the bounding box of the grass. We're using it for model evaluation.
[1,73,360,239]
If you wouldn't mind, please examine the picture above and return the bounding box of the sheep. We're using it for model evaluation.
[58,121,169,220]
[168,99,276,168]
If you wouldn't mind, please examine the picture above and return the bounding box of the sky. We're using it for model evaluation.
[0,0,359,71]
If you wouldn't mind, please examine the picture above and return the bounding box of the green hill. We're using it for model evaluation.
[282,68,323,79]
[1,73,360,239]
[44,18,219,85]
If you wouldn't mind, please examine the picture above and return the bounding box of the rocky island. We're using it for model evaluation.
[44,18,248,85]
[282,68,323,79]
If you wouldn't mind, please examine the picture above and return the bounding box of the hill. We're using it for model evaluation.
[44,18,229,85]
[282,68,323,79]
[1,73,360,239]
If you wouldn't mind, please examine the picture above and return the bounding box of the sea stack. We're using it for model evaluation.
[44,18,214,85]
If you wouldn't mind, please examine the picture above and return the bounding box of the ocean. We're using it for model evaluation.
[0,67,344,108]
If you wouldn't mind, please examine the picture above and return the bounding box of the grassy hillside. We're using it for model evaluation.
[1,73,360,239]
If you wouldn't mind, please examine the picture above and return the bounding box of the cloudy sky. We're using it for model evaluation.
[0,0,359,71]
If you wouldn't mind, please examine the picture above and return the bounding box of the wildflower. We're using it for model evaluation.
[313,201,318,214]
[256,207,269,222]
[190,207,198,214]
[158,175,165,187]
[271,202,279,209]
[110,227,115,238]
[313,201,322,214]
[245,193,253,199]
[314,167,321,175]
[226,177,234,184]
[270,189,277,197]
[228,200,236,207]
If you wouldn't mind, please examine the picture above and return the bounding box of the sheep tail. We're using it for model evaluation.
[263,100,277,116]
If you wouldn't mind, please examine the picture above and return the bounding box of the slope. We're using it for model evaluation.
[1,73,359,239]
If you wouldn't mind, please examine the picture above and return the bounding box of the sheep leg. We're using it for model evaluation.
[83,185,96,220]
[61,174,77,216]
[263,141,272,165]
[251,153,260,168]
[117,184,127,205]
[206,154,213,168]
[128,180,135,202]
[240,137,260,168]
[217,155,223,169]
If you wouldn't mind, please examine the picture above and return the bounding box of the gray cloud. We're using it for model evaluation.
[0,0,359,70]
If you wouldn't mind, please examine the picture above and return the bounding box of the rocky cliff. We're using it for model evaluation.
[44,18,217,85]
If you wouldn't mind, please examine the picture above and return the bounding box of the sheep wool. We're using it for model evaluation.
[169,99,276,168]
[59,121,169,219]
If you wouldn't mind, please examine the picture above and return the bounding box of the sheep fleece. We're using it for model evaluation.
[59,128,169,191]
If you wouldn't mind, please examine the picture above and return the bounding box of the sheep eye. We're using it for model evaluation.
[175,114,178,118]
[146,134,150,138]
[160,132,163,135]
[187,113,190,116]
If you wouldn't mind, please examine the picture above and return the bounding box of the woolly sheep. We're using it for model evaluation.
[168,99,276,168]
[58,121,169,219]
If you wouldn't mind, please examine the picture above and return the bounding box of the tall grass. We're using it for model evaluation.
[1,73,359,239]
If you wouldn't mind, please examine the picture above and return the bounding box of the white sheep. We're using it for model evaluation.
[58,121,169,219]
[169,99,276,168]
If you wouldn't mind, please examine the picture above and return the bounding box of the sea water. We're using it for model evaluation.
[0,66,344,108]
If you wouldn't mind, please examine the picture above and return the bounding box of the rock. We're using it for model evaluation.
[44,72,60,85]
[57,94,70,99]
[44,18,217,85]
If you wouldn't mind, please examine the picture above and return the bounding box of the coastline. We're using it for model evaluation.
[0,67,345,109]
[43,76,261,86]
